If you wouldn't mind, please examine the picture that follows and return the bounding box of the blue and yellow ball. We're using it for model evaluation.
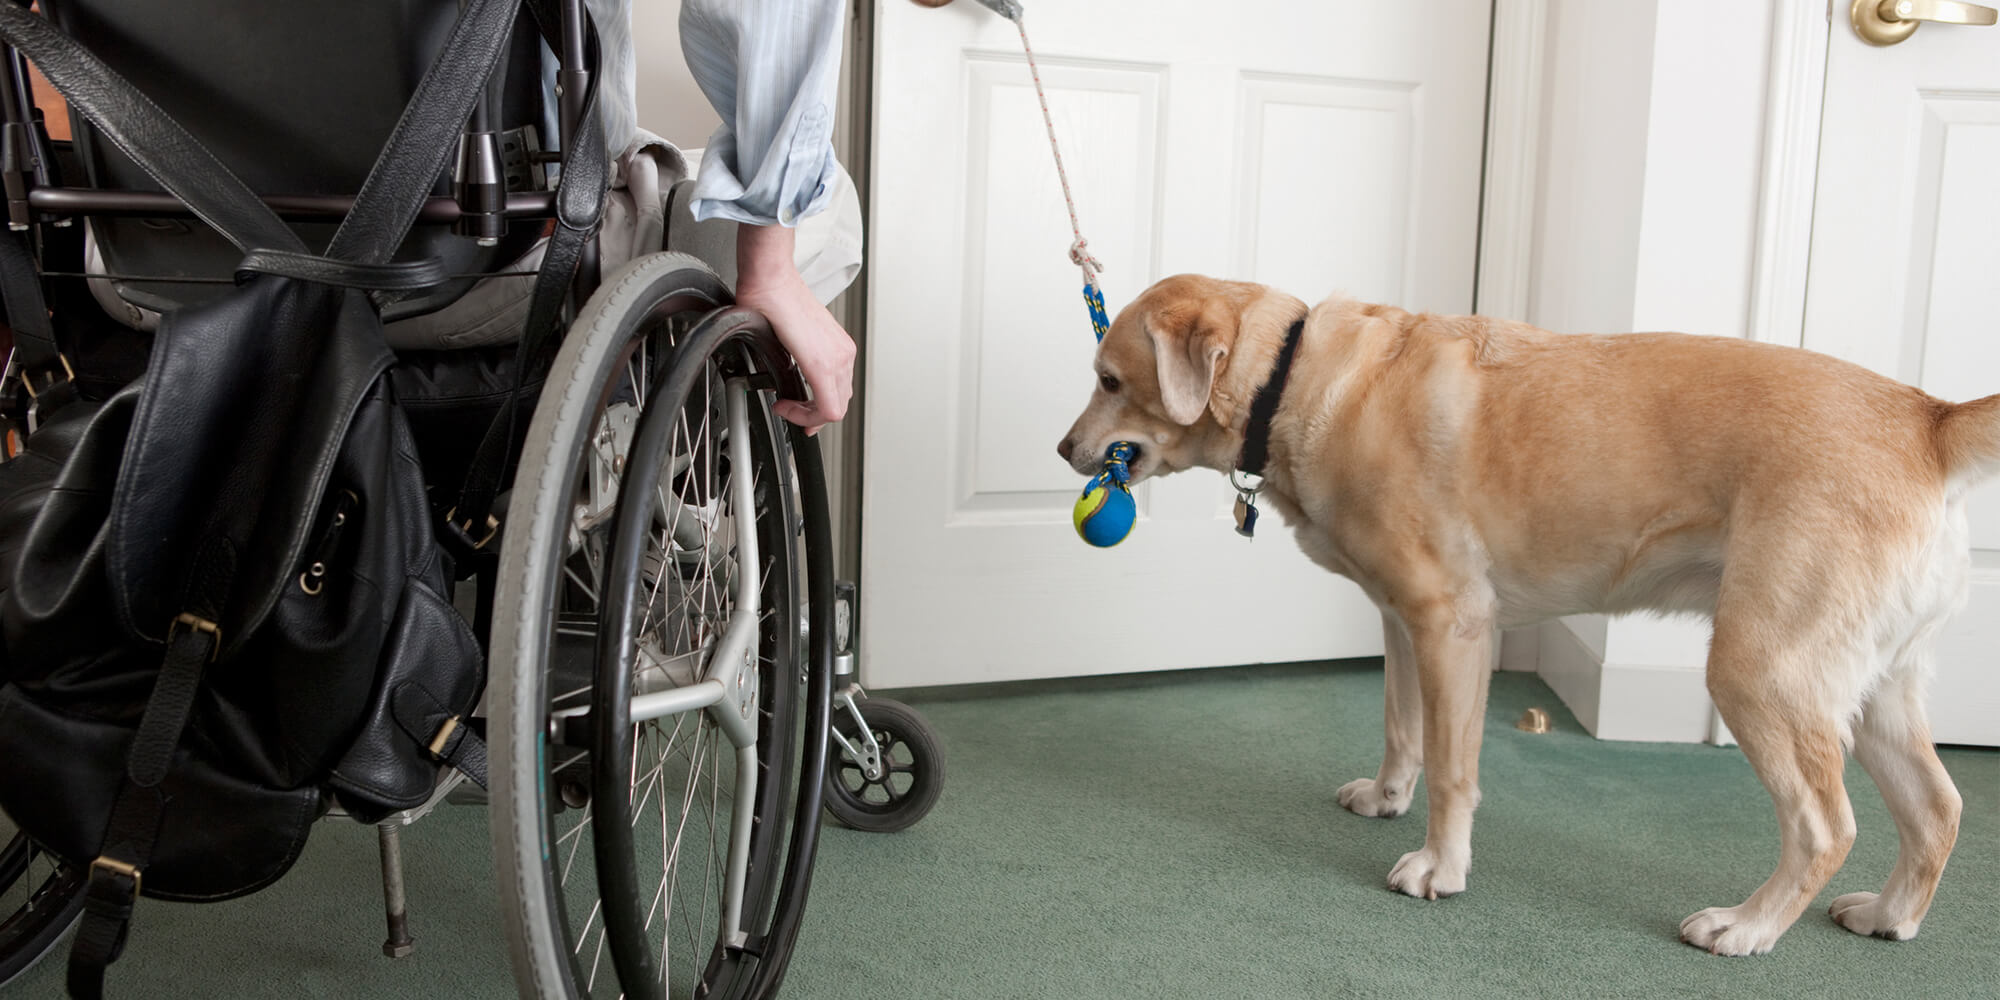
[1072,482,1136,548]
[1073,441,1139,547]
[1073,480,1136,547]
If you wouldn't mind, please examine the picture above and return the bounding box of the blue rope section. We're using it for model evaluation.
[1081,440,1135,499]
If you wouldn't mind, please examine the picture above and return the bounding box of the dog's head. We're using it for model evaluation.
[1058,274,1296,482]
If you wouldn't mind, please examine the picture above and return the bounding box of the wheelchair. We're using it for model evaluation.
[0,1,939,997]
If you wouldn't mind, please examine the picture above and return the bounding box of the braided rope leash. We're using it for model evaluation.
[980,1,1134,546]
[1007,9,1111,342]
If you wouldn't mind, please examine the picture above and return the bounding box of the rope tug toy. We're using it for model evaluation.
[993,0,1137,548]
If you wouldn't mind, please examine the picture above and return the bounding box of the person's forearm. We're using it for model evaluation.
[735,222,799,297]
[731,221,855,432]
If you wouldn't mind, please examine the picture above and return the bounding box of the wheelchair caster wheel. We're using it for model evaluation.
[825,697,943,833]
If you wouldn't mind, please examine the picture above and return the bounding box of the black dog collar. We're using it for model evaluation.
[1230,315,1306,538]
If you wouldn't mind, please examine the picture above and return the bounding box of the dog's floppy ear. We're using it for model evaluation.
[1148,298,1235,426]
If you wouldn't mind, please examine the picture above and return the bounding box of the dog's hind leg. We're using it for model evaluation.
[1384,599,1495,900]
[1680,623,1858,956]
[1339,611,1424,818]
[1829,646,1962,942]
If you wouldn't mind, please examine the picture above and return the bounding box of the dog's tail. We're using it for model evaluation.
[1937,393,2000,486]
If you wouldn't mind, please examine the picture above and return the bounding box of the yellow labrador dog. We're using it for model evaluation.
[1058,274,1980,956]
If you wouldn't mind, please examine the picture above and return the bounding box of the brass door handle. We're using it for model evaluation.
[1853,0,1999,45]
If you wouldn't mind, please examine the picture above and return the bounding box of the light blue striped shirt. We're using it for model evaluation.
[677,0,846,227]
[583,0,845,229]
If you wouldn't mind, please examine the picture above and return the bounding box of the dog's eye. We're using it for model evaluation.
[1099,373,1121,394]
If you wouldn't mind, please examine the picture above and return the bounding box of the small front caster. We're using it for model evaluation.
[824,696,944,833]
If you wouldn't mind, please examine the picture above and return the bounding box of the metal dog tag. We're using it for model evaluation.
[1233,492,1259,538]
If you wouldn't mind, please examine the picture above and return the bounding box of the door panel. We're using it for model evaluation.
[1804,14,2000,745]
[862,1,1491,688]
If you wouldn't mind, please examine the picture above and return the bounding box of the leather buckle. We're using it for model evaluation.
[89,855,142,899]
[444,507,499,550]
[168,612,222,662]
[428,716,462,757]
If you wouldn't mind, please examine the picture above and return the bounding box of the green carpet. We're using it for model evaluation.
[6,661,1997,998]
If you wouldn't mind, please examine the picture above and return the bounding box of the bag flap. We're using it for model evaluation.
[105,278,393,647]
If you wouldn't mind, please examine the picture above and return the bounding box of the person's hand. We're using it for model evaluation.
[735,222,855,434]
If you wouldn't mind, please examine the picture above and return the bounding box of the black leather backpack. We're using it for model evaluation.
[0,0,605,994]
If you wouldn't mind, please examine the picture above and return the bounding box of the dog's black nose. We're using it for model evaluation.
[1057,437,1076,463]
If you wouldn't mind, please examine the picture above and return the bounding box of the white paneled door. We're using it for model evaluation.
[1803,2,2000,746]
[860,1,1491,688]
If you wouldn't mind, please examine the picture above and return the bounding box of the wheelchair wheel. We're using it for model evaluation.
[824,698,945,834]
[0,831,86,987]
[493,252,831,1000]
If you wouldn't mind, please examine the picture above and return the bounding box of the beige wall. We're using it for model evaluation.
[631,2,725,150]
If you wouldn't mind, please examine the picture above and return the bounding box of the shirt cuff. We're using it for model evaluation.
[686,127,839,228]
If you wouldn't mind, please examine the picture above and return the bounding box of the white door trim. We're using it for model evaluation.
[1475,0,1548,320]
[1746,0,1833,347]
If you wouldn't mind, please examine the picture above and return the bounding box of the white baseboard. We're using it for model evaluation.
[1532,621,1602,735]
[1527,621,1721,744]
[1593,663,1716,744]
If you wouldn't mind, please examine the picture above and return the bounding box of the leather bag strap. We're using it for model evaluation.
[0,225,73,417]
[325,0,525,265]
[0,228,53,370]
[392,682,490,789]
[66,619,218,999]
[235,250,451,292]
[446,5,609,539]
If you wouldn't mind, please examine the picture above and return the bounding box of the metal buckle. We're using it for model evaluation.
[168,612,223,662]
[90,855,143,898]
[444,507,500,550]
[18,352,74,400]
[428,716,461,757]
[1228,468,1264,495]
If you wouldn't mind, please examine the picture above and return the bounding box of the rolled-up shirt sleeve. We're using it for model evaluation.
[678,0,845,228]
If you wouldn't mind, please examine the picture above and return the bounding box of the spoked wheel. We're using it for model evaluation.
[494,253,832,1000]
[0,830,86,986]
[824,698,945,834]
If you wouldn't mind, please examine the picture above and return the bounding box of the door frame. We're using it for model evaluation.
[1474,0,1546,319]
[1743,0,1833,350]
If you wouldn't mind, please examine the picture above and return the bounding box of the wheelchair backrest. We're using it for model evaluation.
[42,0,551,321]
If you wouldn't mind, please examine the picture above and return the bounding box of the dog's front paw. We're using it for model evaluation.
[1387,848,1466,900]
[1679,906,1783,956]
[1337,777,1412,818]
[1829,892,1921,941]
